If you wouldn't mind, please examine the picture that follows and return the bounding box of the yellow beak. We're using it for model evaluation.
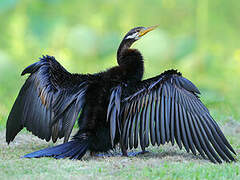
[138,25,159,37]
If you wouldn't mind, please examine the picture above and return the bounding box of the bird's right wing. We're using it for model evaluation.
[108,70,236,163]
[6,55,93,144]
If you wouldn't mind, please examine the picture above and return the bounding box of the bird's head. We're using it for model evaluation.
[123,25,159,43]
[117,25,158,63]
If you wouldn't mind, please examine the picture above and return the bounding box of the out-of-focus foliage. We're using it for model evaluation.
[0,0,239,127]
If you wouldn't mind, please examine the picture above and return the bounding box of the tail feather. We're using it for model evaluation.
[54,143,87,159]
[23,139,88,160]
[71,148,86,160]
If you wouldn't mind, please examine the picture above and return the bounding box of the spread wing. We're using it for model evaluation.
[6,55,92,144]
[108,70,236,163]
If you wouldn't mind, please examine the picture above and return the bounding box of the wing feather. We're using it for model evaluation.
[129,111,137,149]
[134,103,141,148]
[179,104,190,152]
[150,91,156,146]
[187,111,206,158]
[160,94,165,144]
[175,101,182,149]
[182,107,196,155]
[155,91,161,146]
[145,94,151,147]
[140,95,147,150]
[195,114,222,163]
[191,113,217,163]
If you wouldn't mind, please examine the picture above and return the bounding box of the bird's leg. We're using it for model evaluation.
[120,140,149,157]
[90,151,95,156]
[120,137,128,156]
[121,143,128,156]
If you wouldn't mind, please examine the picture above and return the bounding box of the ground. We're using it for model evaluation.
[1,121,240,180]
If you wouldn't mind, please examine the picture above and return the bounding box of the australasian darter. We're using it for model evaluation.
[6,25,236,163]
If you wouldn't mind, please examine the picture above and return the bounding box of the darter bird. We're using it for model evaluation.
[6,25,236,163]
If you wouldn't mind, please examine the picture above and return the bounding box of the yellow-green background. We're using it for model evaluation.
[0,0,240,126]
[1,0,240,127]
[0,0,239,179]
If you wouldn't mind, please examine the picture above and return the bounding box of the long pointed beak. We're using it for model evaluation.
[138,25,159,37]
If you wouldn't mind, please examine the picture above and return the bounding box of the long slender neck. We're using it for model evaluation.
[116,39,144,81]
[117,39,135,65]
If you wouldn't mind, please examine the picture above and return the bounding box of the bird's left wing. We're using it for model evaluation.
[6,55,93,144]
[108,70,236,163]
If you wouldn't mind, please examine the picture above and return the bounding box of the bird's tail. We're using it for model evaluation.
[23,138,89,160]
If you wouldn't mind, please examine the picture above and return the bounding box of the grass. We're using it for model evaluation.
[1,117,240,180]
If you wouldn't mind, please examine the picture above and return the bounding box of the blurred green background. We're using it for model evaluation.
[0,0,239,129]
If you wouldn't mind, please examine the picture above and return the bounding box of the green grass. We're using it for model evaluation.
[1,112,240,180]
[1,133,239,180]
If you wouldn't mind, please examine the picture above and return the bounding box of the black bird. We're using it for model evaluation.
[6,25,236,163]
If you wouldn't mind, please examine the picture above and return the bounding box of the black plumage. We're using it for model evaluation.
[6,25,236,163]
